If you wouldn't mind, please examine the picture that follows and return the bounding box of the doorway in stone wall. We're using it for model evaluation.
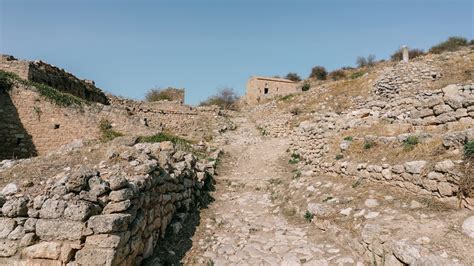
[264,88,269,94]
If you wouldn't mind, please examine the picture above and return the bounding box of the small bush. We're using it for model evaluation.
[304,211,314,222]
[145,87,183,102]
[356,54,376,68]
[290,106,301,115]
[350,71,365,79]
[470,39,474,45]
[363,141,374,150]
[403,136,419,151]
[429,36,468,54]
[309,66,327,80]
[99,119,123,142]
[343,136,353,141]
[289,152,301,164]
[280,94,294,101]
[199,87,239,110]
[390,48,424,61]
[328,69,346,81]
[335,154,343,160]
[257,126,268,136]
[465,141,474,157]
[285,72,301,82]
[301,82,311,91]
[0,71,14,91]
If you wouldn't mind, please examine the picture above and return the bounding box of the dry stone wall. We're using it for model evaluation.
[0,140,220,265]
[0,55,108,105]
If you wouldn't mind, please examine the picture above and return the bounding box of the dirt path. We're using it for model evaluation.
[182,117,361,265]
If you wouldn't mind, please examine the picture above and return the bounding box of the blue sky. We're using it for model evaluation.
[0,0,473,104]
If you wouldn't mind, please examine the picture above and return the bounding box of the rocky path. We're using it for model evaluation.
[182,117,361,265]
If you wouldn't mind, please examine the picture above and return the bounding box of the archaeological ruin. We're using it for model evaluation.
[245,76,299,104]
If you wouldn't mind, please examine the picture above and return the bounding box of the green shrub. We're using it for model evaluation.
[0,71,14,91]
[256,126,268,136]
[301,82,311,91]
[309,66,327,80]
[322,196,333,202]
[429,36,468,54]
[328,69,346,81]
[350,71,365,79]
[390,48,425,61]
[465,140,474,157]
[145,87,183,102]
[279,94,294,101]
[363,141,374,150]
[199,88,239,110]
[343,136,353,141]
[99,119,123,142]
[335,154,343,160]
[304,211,314,222]
[289,152,301,164]
[290,106,301,115]
[285,72,301,82]
[403,136,419,151]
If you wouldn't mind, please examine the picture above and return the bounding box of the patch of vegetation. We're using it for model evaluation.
[309,66,327,80]
[352,177,363,188]
[390,48,424,61]
[99,119,123,142]
[289,152,301,164]
[301,82,311,91]
[328,69,346,81]
[0,70,85,107]
[349,71,365,79]
[137,132,192,147]
[292,170,301,180]
[403,136,419,151]
[145,87,183,102]
[343,136,353,141]
[280,94,295,101]
[285,72,301,82]
[335,154,344,160]
[269,178,282,185]
[363,140,375,150]
[199,87,239,110]
[356,54,376,67]
[465,140,474,157]
[429,36,469,54]
[304,210,314,222]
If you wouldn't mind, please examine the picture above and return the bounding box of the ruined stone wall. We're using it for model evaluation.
[0,88,36,160]
[0,55,109,105]
[0,141,221,265]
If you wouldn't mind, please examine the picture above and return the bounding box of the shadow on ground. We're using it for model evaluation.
[143,176,216,266]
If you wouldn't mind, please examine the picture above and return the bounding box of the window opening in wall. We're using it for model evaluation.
[264,88,269,94]
[54,124,60,129]
[16,138,22,146]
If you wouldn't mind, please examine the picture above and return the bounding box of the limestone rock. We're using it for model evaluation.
[36,220,84,241]
[404,161,427,174]
[40,199,67,219]
[434,160,455,173]
[462,216,474,239]
[307,203,335,218]
[2,197,28,217]
[1,183,18,196]
[87,214,131,234]
[22,242,61,260]
[0,240,18,257]
[0,218,16,238]
[66,166,97,192]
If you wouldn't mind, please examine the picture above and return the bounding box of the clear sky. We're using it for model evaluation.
[0,0,473,104]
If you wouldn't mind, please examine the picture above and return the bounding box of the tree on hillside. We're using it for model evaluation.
[199,87,239,110]
[309,66,327,80]
[285,72,302,82]
[356,54,376,68]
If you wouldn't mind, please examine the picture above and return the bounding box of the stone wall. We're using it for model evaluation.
[0,141,220,265]
[0,88,37,160]
[0,55,109,105]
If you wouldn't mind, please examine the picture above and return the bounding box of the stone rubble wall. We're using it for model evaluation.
[289,83,473,200]
[0,55,109,105]
[0,141,221,265]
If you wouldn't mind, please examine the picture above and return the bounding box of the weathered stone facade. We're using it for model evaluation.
[0,55,109,105]
[246,76,298,104]
[0,140,221,265]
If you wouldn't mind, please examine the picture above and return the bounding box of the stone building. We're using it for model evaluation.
[245,76,299,104]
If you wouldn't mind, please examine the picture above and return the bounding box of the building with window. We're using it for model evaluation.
[245,76,299,104]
